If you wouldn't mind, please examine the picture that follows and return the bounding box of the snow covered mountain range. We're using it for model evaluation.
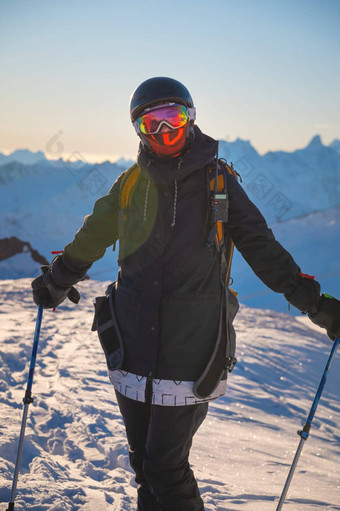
[0,149,47,166]
[0,135,339,313]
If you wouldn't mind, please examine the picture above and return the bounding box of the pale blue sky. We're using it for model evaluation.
[1,0,339,162]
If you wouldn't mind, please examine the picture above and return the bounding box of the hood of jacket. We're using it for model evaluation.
[136,125,218,187]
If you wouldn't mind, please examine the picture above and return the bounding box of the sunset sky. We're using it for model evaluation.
[1,0,339,163]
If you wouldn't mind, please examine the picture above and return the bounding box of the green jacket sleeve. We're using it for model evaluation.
[63,173,124,268]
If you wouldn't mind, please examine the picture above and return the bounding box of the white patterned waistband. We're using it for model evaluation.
[109,369,227,406]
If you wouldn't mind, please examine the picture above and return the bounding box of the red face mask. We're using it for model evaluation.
[142,124,188,157]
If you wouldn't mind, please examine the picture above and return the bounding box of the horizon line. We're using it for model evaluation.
[1,133,339,165]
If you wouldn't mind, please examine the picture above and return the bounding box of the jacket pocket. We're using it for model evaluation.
[92,282,124,371]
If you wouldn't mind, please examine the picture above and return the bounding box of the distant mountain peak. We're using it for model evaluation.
[330,139,340,152]
[307,134,323,148]
[114,157,136,170]
[11,148,46,158]
[234,137,251,145]
[0,149,46,165]
[219,137,259,157]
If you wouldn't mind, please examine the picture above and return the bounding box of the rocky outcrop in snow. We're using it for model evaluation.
[0,237,49,265]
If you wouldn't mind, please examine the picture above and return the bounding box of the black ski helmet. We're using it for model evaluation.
[130,76,194,122]
[130,77,196,154]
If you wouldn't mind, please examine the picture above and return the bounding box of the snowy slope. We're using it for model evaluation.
[0,251,42,279]
[0,279,339,510]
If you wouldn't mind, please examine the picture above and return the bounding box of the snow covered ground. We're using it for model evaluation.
[0,279,339,510]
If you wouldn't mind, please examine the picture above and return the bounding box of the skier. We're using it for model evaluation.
[32,77,340,511]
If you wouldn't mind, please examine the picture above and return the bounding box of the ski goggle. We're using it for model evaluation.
[133,103,196,135]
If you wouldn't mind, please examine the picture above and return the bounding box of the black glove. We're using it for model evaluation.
[308,294,340,341]
[284,273,321,314]
[32,265,80,309]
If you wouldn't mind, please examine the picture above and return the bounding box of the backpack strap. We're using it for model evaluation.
[119,163,141,213]
[222,160,238,287]
[207,159,238,287]
[207,163,226,251]
[194,160,240,399]
[112,164,140,251]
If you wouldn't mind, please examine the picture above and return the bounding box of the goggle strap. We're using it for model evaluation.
[187,107,196,121]
[133,121,140,135]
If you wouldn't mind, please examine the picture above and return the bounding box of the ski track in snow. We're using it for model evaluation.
[0,279,339,510]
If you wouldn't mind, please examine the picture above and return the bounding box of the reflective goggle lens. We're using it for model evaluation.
[136,104,188,134]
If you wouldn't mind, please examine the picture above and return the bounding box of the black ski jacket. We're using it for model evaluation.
[52,126,320,386]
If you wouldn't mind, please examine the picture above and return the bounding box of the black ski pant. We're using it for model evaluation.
[115,389,208,511]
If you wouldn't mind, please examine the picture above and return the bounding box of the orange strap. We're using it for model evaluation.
[120,164,140,211]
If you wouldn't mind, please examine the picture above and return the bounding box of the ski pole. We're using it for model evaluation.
[6,305,44,511]
[276,337,340,511]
